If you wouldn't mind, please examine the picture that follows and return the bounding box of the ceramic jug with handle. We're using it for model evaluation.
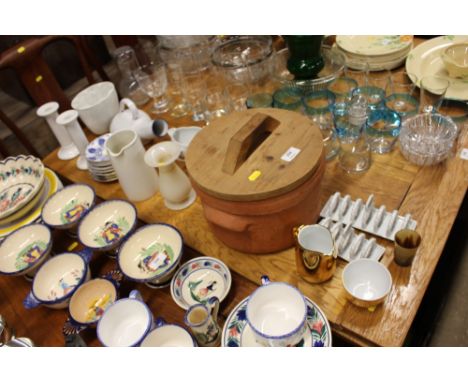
[106,130,159,202]
[110,98,168,142]
[293,224,337,283]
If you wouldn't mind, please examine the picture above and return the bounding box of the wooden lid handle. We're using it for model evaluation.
[222,113,280,175]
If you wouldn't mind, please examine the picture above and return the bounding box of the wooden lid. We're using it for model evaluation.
[185,108,324,201]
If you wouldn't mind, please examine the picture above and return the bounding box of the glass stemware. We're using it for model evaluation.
[134,63,170,114]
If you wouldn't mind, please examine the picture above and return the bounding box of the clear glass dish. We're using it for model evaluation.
[398,113,458,165]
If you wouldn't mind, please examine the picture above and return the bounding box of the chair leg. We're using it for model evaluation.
[78,37,111,82]
[0,108,41,158]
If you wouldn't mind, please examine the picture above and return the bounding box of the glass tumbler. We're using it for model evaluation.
[354,70,391,111]
[366,107,401,154]
[420,76,450,114]
[333,102,371,173]
[134,63,170,113]
[385,72,419,121]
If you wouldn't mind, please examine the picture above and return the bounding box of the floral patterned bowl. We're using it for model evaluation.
[118,223,183,287]
[42,184,95,230]
[0,155,45,220]
[77,199,137,252]
[23,252,91,310]
[0,223,52,278]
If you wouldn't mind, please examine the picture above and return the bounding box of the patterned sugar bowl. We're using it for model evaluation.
[78,199,137,254]
[97,289,154,347]
[140,317,196,347]
[67,276,119,331]
[0,223,52,279]
[42,184,95,235]
[246,276,308,347]
[23,252,92,310]
[118,223,183,288]
[0,155,45,221]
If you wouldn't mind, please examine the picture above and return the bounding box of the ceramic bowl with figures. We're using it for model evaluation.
[0,155,45,221]
[77,199,137,252]
[118,223,183,288]
[68,277,118,326]
[42,184,95,230]
[0,223,52,278]
[24,252,91,310]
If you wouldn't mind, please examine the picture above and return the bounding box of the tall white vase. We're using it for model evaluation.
[56,110,89,170]
[144,141,196,210]
[36,102,79,160]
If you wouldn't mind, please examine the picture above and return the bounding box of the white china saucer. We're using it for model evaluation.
[170,256,232,309]
[222,296,332,347]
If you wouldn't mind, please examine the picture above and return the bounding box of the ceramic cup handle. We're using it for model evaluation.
[207,296,220,322]
[62,317,87,336]
[102,269,123,289]
[155,317,166,328]
[129,289,143,301]
[78,247,94,264]
[119,98,139,120]
[261,275,270,285]
[23,291,41,309]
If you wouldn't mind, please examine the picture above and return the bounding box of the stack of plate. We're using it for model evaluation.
[85,134,117,183]
[0,156,63,241]
[335,35,414,71]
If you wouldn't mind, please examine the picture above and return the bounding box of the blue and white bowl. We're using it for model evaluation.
[140,317,196,347]
[23,252,91,310]
[118,223,183,286]
[41,184,95,230]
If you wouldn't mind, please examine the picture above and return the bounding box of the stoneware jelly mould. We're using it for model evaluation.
[23,251,92,310]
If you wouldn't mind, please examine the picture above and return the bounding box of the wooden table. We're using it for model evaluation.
[1,37,467,347]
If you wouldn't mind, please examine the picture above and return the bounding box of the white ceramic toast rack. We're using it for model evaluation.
[319,218,385,262]
[320,192,417,241]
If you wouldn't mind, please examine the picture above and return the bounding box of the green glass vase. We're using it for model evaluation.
[284,35,325,80]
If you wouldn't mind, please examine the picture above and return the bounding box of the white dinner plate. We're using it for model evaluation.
[406,35,468,101]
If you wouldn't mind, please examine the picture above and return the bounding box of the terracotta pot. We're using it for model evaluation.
[192,154,326,254]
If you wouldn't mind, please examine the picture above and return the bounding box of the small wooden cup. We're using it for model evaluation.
[394,229,422,266]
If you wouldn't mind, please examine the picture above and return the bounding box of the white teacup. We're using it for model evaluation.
[246,276,307,347]
[97,290,154,347]
[140,317,196,347]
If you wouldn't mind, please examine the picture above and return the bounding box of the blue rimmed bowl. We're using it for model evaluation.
[23,252,91,310]
[42,183,95,231]
[77,199,137,253]
[140,317,196,347]
[0,223,52,279]
[118,223,183,288]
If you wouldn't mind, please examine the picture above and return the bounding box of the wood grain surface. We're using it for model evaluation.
[2,37,467,347]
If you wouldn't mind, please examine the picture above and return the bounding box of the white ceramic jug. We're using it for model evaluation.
[106,130,159,202]
[110,99,168,142]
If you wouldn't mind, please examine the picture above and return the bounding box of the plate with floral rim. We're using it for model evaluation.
[336,35,413,57]
[170,256,232,310]
[406,35,468,101]
[222,296,332,347]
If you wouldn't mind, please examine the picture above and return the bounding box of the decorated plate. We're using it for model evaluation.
[0,168,61,238]
[406,35,468,101]
[170,257,232,309]
[0,155,45,220]
[86,134,112,162]
[222,296,332,347]
[337,35,413,57]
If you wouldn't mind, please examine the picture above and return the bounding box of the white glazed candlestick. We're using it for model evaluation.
[144,141,196,210]
[56,110,89,170]
[37,102,80,160]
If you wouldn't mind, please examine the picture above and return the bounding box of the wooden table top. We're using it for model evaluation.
[1,37,467,347]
